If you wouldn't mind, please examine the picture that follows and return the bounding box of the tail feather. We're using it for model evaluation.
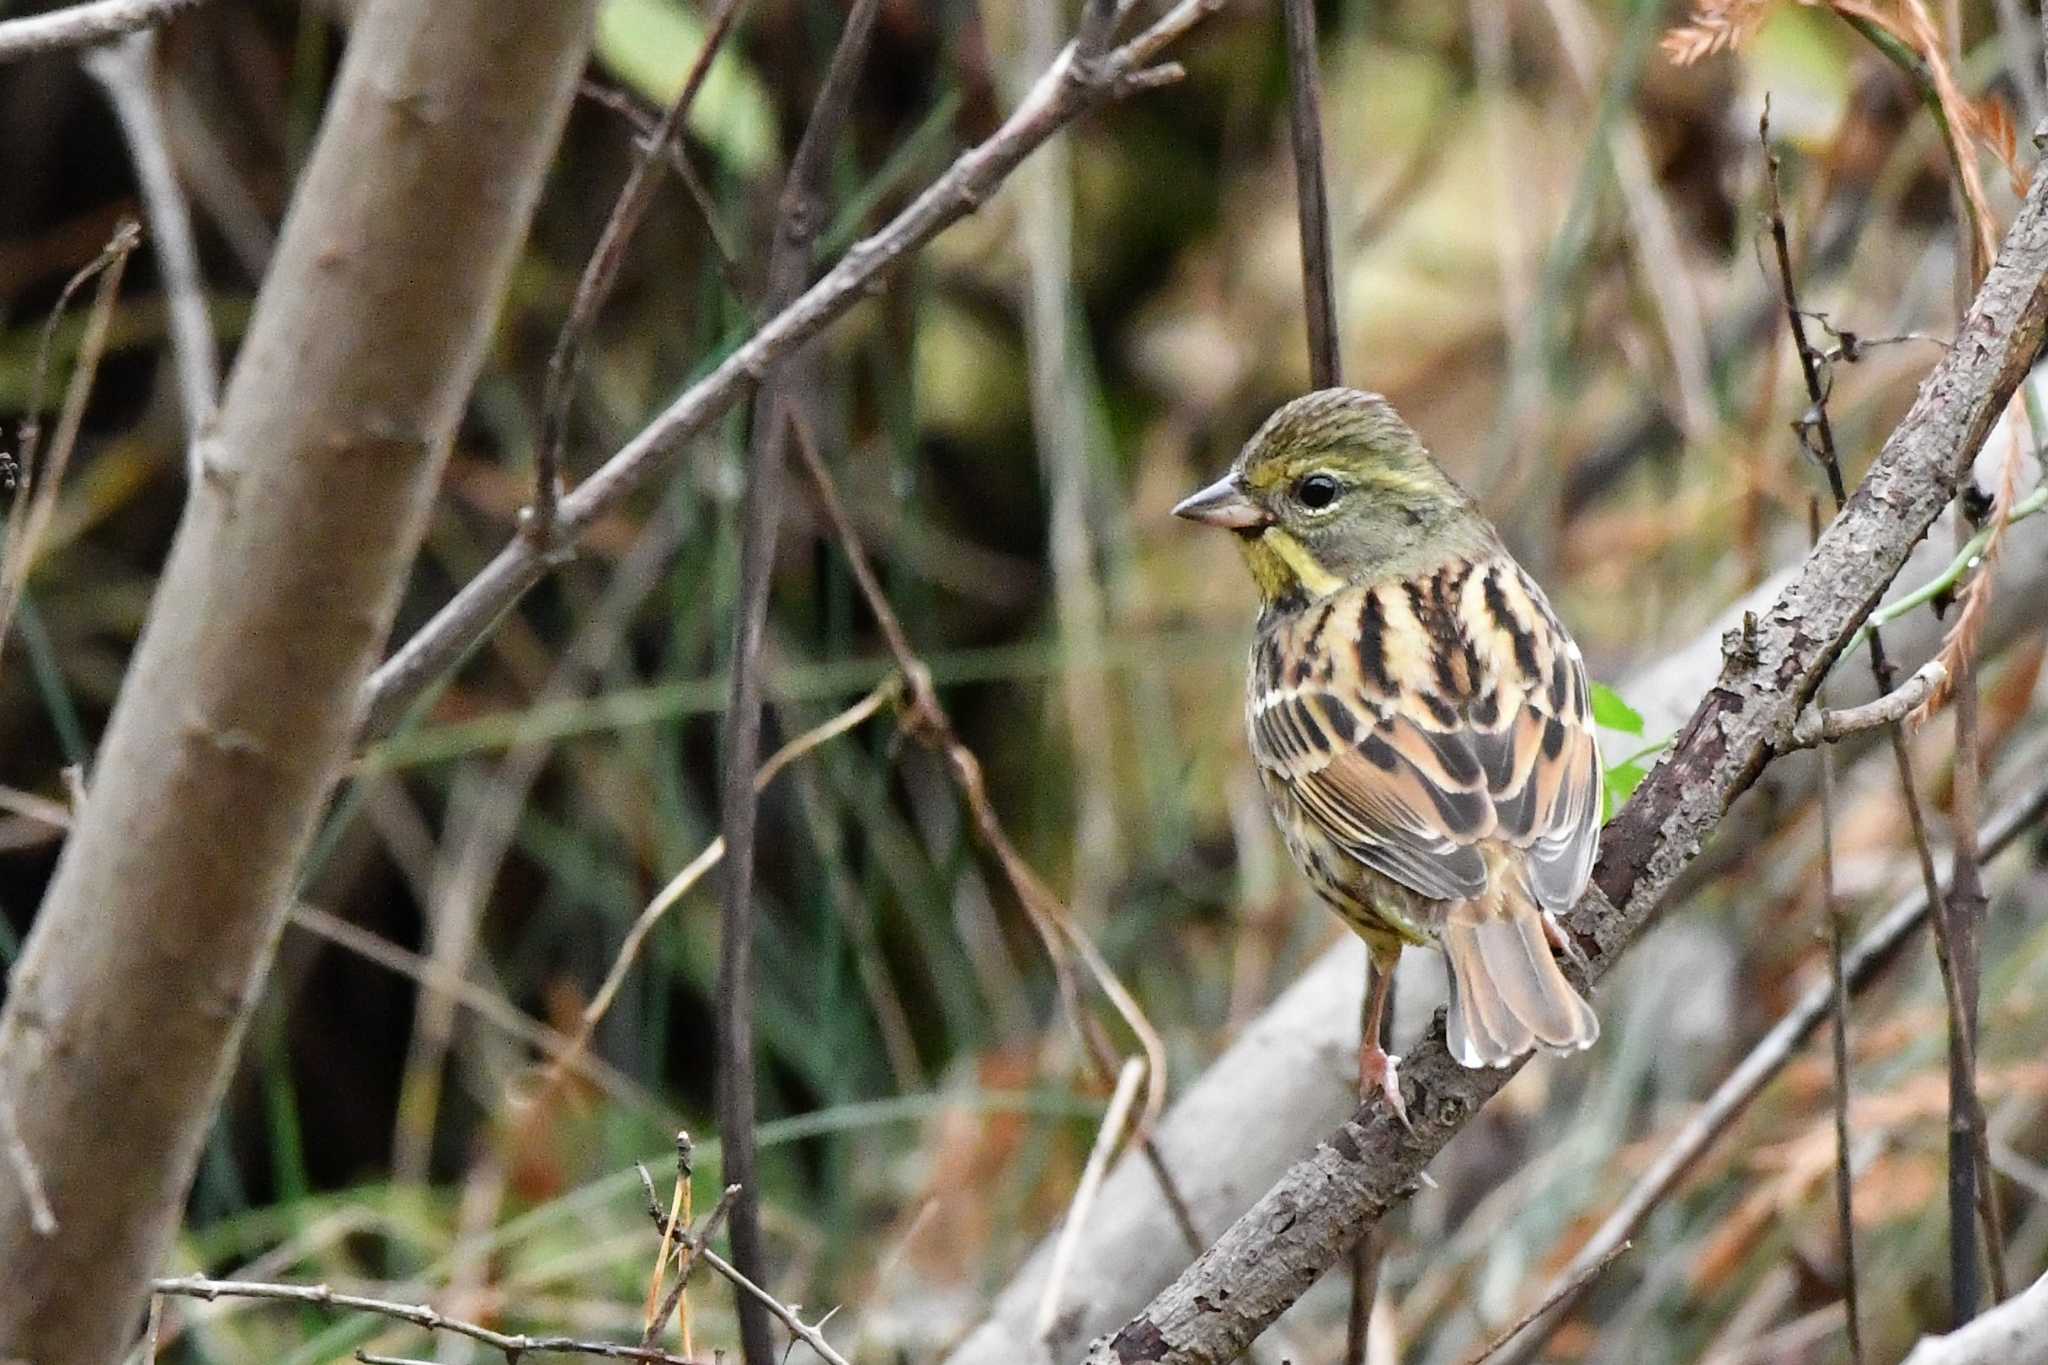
[1442,889,1598,1069]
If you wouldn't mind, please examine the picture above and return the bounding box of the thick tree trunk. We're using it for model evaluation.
[0,2,597,1358]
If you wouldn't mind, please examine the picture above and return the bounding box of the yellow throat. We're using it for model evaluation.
[1241,527,1347,604]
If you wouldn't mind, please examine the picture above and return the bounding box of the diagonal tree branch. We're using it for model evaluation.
[353,0,1225,745]
[1082,149,2048,1365]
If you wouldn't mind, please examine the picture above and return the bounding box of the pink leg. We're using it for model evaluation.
[1358,946,1412,1131]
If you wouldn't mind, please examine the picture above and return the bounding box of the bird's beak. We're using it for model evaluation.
[1172,474,1271,531]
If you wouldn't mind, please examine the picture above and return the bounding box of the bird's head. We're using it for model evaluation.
[1174,388,1486,607]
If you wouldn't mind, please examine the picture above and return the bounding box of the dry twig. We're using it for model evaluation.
[0,0,205,63]
[0,221,141,663]
[715,11,882,1354]
[535,0,749,541]
[83,28,218,461]
[151,1275,700,1365]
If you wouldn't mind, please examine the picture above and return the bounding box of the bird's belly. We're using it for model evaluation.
[1261,778,1434,950]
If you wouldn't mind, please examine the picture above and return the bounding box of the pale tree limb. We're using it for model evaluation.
[353,0,1226,744]
[0,3,601,1359]
[1902,1268,2048,1365]
[0,0,205,64]
[1080,148,2048,1365]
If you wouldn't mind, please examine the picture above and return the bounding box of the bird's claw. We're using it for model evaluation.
[1359,1045,1414,1133]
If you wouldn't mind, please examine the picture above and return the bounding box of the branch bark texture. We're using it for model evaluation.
[0,3,597,1359]
[1083,160,2048,1365]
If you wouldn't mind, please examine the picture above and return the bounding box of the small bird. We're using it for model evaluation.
[1175,388,1600,1123]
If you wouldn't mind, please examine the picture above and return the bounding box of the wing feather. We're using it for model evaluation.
[1248,559,1601,912]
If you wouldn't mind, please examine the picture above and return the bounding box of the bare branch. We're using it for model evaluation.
[1082,142,2048,1365]
[1460,1240,1631,1365]
[1037,1058,1149,1339]
[0,0,205,64]
[535,0,749,542]
[353,0,1228,745]
[716,3,883,1357]
[1279,0,1340,388]
[84,28,219,462]
[1787,658,1947,748]
[1812,504,1864,1365]
[150,1276,698,1365]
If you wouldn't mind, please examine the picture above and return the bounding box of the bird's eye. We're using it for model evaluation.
[1295,473,1340,510]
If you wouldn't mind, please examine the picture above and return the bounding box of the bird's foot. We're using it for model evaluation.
[1544,912,1591,975]
[1358,1044,1413,1133]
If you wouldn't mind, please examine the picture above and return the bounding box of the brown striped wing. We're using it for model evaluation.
[1248,558,1601,913]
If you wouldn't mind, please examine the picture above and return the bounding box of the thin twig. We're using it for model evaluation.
[717,17,882,1358]
[1037,1057,1149,1338]
[1460,1240,1632,1365]
[84,28,218,462]
[636,1169,854,1365]
[0,0,205,64]
[521,678,896,1118]
[535,0,749,541]
[645,1179,740,1356]
[1788,659,1948,749]
[1945,498,2011,1308]
[1812,500,1864,1365]
[1855,486,2048,648]
[1280,0,1340,389]
[575,81,746,292]
[353,0,1222,744]
[1763,102,1995,1327]
[643,1133,692,1347]
[1488,772,2048,1363]
[0,220,141,662]
[151,1276,700,1365]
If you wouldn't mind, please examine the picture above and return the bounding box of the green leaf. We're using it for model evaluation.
[1589,681,1644,736]
[1602,759,1648,822]
[596,0,775,174]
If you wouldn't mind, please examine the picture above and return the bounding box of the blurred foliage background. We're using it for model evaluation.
[4,0,2048,1360]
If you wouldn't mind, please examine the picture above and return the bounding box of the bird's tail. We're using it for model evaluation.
[1441,880,1598,1069]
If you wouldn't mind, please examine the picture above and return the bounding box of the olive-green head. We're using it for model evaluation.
[1174,388,1489,606]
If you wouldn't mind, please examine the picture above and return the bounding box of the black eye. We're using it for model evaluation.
[1295,473,1340,510]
